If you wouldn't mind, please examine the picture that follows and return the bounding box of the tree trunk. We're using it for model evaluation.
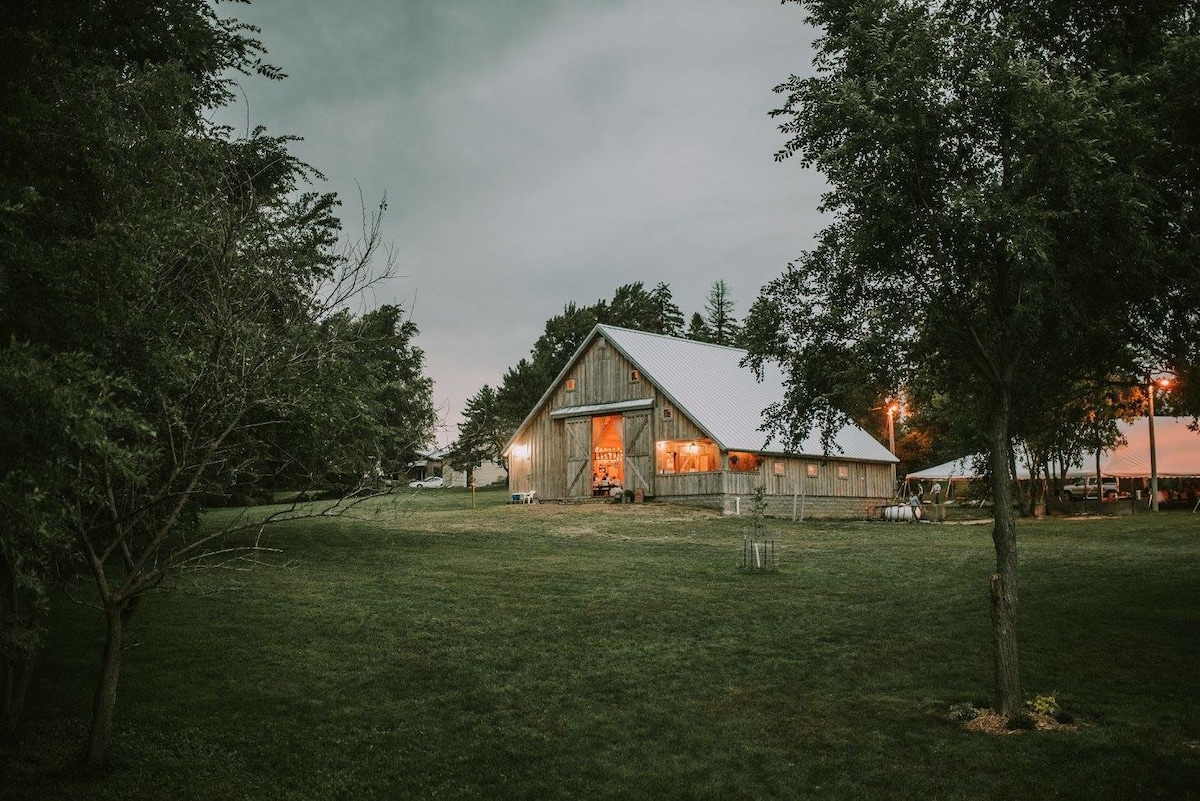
[1007,447,1028,517]
[1,659,34,742]
[85,597,137,767]
[1,559,41,742]
[988,388,1022,719]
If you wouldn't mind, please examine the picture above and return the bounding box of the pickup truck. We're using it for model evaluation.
[1061,476,1119,501]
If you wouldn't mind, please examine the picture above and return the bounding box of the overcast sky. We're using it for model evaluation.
[212,1,825,443]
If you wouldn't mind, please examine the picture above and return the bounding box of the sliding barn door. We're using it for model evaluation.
[623,410,653,496]
[564,417,591,498]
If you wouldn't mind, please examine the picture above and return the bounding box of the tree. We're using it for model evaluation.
[602,280,686,336]
[746,1,1196,719]
[649,282,685,336]
[450,385,508,485]
[257,303,436,496]
[530,302,604,380]
[1125,10,1200,411]
[605,282,660,332]
[0,0,435,765]
[0,347,87,739]
[685,312,713,343]
[702,280,742,346]
[1,0,281,751]
[488,283,687,446]
[66,141,410,767]
[490,301,605,437]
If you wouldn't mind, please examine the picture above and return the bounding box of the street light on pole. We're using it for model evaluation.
[887,402,898,455]
[1147,374,1172,512]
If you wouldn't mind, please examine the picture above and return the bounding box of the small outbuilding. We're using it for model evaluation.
[503,325,898,518]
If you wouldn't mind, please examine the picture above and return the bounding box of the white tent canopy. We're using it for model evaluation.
[905,455,981,482]
[1101,417,1200,478]
[906,417,1200,481]
[905,453,1093,482]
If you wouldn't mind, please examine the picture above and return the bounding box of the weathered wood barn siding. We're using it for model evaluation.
[719,456,894,518]
[656,455,893,512]
[508,338,655,498]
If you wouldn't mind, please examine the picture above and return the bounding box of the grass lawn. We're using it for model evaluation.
[6,488,1199,799]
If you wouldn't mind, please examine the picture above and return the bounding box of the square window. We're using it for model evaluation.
[807,464,819,478]
[630,369,640,382]
[565,379,576,392]
[774,462,785,476]
[728,452,759,473]
[656,439,717,474]
[837,464,849,480]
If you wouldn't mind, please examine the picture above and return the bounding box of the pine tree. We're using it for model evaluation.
[649,282,685,336]
[703,280,741,346]
[685,312,712,343]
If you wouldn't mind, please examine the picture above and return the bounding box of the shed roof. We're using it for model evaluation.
[516,325,895,463]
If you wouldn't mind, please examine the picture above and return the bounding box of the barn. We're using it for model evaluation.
[503,325,898,518]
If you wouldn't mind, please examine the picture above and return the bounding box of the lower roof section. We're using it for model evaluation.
[548,397,655,419]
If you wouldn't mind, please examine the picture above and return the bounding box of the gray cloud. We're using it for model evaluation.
[214,0,824,441]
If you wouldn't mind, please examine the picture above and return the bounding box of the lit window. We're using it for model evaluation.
[566,379,576,392]
[807,464,819,478]
[656,439,718,474]
[837,464,849,480]
[728,451,760,473]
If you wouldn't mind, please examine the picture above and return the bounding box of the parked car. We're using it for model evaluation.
[1061,476,1118,501]
[408,476,445,489]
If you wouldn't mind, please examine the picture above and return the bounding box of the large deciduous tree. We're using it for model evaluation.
[607,282,660,333]
[745,1,1197,718]
[0,0,435,763]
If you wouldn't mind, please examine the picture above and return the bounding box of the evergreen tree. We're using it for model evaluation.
[685,312,713,342]
[451,385,508,484]
[649,282,685,336]
[703,279,741,346]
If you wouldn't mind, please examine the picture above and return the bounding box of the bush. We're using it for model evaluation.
[949,702,979,722]
[1026,693,1060,717]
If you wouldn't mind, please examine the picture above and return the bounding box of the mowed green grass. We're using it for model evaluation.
[8,489,1199,800]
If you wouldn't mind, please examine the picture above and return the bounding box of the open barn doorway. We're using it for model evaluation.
[591,415,624,496]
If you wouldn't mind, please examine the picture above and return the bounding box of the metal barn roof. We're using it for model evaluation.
[597,325,897,463]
